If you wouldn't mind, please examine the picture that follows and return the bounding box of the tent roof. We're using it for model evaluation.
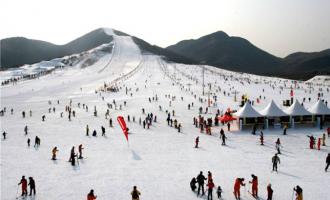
[260,100,288,117]
[235,102,262,118]
[284,99,311,116]
[308,100,330,115]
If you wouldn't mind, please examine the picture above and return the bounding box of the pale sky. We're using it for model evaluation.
[1,0,330,57]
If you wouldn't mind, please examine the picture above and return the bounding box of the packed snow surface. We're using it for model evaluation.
[1,30,329,200]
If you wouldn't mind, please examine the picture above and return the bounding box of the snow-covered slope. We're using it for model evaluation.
[1,29,329,200]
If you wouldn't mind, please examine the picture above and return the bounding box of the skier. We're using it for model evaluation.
[227,122,231,131]
[101,126,106,136]
[86,125,89,136]
[252,124,257,135]
[18,176,28,196]
[196,171,207,196]
[109,118,113,127]
[42,115,45,121]
[87,189,97,200]
[28,177,36,196]
[27,138,30,147]
[216,186,222,199]
[195,136,199,148]
[190,177,197,191]
[233,178,245,200]
[293,185,303,200]
[69,146,77,166]
[78,144,84,159]
[307,135,315,149]
[207,171,212,181]
[207,178,215,200]
[220,129,227,145]
[52,146,58,160]
[24,125,28,135]
[260,131,264,145]
[325,153,330,172]
[2,131,6,140]
[272,153,280,172]
[275,138,281,154]
[322,133,326,146]
[267,184,273,200]
[283,125,287,135]
[34,136,40,148]
[131,186,141,200]
[249,174,258,198]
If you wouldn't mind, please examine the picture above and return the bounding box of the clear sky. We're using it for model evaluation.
[1,0,330,57]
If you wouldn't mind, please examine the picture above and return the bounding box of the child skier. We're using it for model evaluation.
[216,186,222,199]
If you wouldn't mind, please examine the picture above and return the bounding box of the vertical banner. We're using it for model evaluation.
[117,116,128,142]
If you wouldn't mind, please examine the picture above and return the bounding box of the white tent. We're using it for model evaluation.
[235,102,262,118]
[308,100,330,115]
[284,100,311,116]
[260,100,288,117]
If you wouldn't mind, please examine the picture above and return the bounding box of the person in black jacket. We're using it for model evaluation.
[196,171,207,196]
[28,177,36,196]
[325,153,330,172]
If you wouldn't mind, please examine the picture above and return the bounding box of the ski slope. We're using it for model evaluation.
[1,29,329,200]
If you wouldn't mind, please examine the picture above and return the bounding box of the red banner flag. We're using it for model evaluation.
[117,116,128,142]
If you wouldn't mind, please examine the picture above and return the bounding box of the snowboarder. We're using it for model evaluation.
[249,174,258,198]
[28,177,36,196]
[196,171,207,196]
[18,176,28,196]
[325,153,330,172]
[52,146,58,160]
[233,178,245,200]
[78,144,84,159]
[272,153,280,172]
[87,189,97,200]
[207,178,215,200]
[293,185,303,200]
[131,186,141,200]
[195,136,199,148]
[267,184,273,200]
[216,186,222,199]
[190,177,197,191]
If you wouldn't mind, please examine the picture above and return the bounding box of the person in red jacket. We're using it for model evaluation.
[317,138,321,150]
[87,189,97,200]
[207,178,215,200]
[18,176,28,196]
[249,174,258,198]
[233,178,245,200]
[267,184,273,200]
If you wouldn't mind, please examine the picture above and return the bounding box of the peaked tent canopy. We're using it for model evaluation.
[308,100,330,115]
[284,100,311,116]
[259,100,288,117]
[235,102,262,118]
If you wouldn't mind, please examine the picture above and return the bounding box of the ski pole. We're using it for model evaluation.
[15,185,19,199]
